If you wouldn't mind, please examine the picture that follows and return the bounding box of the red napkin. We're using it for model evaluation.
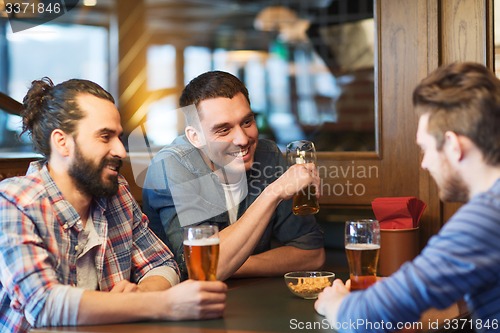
[371,197,426,229]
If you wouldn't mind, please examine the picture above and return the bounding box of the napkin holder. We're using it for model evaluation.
[372,196,426,276]
[378,227,419,276]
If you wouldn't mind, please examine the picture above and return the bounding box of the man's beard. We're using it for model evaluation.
[438,157,469,203]
[68,144,122,198]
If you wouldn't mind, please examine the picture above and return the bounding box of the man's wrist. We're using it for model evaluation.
[326,294,347,327]
[261,183,284,204]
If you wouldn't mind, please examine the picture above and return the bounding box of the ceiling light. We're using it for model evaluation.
[83,0,97,6]
[254,6,299,32]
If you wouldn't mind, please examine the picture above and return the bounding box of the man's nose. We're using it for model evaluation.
[420,155,428,170]
[232,126,249,146]
[111,138,127,159]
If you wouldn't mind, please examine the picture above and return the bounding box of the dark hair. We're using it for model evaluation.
[21,77,114,158]
[413,62,500,165]
[180,71,250,125]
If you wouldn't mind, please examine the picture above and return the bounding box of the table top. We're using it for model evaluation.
[31,277,333,333]
[31,276,466,333]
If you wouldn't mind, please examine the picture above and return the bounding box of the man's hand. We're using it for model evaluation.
[268,163,320,201]
[314,279,350,321]
[161,280,227,320]
[109,280,139,293]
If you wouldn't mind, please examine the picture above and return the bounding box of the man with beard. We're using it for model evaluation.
[0,78,226,333]
[142,71,325,281]
[314,62,500,332]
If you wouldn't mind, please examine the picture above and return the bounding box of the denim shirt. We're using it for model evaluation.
[142,136,324,280]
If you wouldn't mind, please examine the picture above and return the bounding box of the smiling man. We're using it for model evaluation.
[142,71,325,281]
[0,78,226,332]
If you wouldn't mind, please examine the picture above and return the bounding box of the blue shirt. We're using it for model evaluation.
[142,136,325,280]
[336,179,500,332]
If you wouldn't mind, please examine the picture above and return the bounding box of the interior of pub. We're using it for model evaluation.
[1,0,499,332]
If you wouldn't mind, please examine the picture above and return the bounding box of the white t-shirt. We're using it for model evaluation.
[221,175,247,224]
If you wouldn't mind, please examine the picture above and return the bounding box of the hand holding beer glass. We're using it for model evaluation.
[286,140,320,215]
[345,219,380,291]
[183,225,220,281]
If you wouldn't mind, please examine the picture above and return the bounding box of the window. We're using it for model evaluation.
[0,21,109,153]
[147,45,176,90]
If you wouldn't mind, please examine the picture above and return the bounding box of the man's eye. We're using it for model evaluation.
[242,119,254,127]
[217,128,230,135]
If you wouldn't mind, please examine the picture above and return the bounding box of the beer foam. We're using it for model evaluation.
[183,238,220,246]
[345,243,380,250]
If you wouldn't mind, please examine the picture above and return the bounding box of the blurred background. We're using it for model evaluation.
[0,0,375,154]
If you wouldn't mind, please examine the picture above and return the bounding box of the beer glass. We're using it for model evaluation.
[183,225,220,281]
[286,140,320,215]
[345,219,380,291]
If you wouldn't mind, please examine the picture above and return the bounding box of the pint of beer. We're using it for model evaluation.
[183,225,220,281]
[345,220,380,291]
[286,140,320,216]
[292,185,319,215]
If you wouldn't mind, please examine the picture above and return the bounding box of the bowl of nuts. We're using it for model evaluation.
[284,271,335,299]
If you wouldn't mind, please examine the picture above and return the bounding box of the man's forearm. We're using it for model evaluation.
[233,246,325,277]
[138,266,179,291]
[138,275,172,292]
[77,289,165,324]
[216,187,281,280]
[77,280,227,324]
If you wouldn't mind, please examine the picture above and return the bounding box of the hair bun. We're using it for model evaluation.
[21,77,55,134]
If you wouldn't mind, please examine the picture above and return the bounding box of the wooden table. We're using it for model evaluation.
[31,277,468,333]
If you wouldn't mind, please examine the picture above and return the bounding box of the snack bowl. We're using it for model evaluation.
[284,271,335,299]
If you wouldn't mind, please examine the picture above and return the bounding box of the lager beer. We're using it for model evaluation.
[292,185,319,215]
[286,140,320,216]
[183,238,220,281]
[345,243,380,291]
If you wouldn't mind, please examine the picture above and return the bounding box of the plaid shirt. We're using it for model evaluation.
[0,161,179,332]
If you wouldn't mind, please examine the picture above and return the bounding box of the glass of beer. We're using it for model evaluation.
[345,219,380,291]
[183,225,220,281]
[286,140,320,215]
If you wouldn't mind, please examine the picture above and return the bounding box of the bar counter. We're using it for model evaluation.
[32,276,467,333]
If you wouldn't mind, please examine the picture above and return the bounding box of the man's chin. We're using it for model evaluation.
[102,176,119,192]
[438,189,469,203]
[224,156,246,169]
[224,164,247,175]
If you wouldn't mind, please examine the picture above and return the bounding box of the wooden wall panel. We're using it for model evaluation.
[441,0,488,64]
[439,0,490,223]
[317,152,381,206]
[378,0,439,247]
[416,0,442,249]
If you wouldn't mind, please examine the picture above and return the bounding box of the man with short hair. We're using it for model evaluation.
[0,77,226,332]
[315,62,500,332]
[142,71,325,281]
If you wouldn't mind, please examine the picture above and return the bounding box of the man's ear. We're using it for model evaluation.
[443,130,464,162]
[50,129,73,157]
[185,125,205,148]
